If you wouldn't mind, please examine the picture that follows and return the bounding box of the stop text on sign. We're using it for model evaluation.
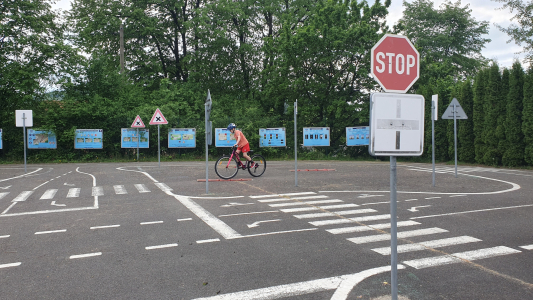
[374,53,416,75]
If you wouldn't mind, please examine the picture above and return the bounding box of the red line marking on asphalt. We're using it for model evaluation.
[197,179,253,182]
[289,169,336,172]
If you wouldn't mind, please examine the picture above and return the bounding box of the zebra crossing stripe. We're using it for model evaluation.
[403,246,521,269]
[250,192,316,199]
[114,185,127,195]
[280,207,319,213]
[134,184,150,193]
[155,182,172,191]
[519,245,533,250]
[92,186,103,197]
[269,199,343,207]
[294,209,377,219]
[40,189,58,200]
[0,192,10,200]
[67,188,80,198]
[326,220,421,235]
[12,191,33,202]
[257,198,292,203]
[309,214,391,226]
[372,236,482,255]
[348,228,448,244]
[319,204,360,209]
[290,195,329,200]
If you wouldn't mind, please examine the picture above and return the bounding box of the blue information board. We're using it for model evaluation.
[0,129,2,149]
[168,128,196,148]
[27,129,57,149]
[215,128,238,147]
[121,128,149,148]
[259,128,286,147]
[303,127,330,147]
[346,126,370,146]
[74,129,103,149]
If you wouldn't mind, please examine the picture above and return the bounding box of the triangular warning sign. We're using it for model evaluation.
[441,98,468,120]
[149,108,168,125]
[131,115,145,128]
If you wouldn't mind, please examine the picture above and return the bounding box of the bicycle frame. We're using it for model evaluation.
[226,147,243,168]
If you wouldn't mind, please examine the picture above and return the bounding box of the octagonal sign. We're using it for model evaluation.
[371,34,420,93]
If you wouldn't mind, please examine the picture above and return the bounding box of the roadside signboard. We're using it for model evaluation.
[27,129,57,149]
[131,115,145,128]
[168,128,196,148]
[303,127,330,147]
[121,128,149,148]
[149,108,168,125]
[259,128,286,147]
[346,127,370,146]
[442,98,468,119]
[0,129,2,149]
[215,128,237,147]
[74,129,103,149]
[16,110,33,127]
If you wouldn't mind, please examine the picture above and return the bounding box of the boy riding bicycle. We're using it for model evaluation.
[227,123,258,169]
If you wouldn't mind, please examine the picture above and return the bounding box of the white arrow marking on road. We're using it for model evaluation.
[408,205,431,212]
[0,185,12,189]
[221,202,254,207]
[64,183,75,186]
[51,201,66,207]
[247,219,281,228]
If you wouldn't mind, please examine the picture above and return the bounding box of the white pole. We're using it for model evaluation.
[158,124,161,168]
[23,113,27,174]
[294,100,298,187]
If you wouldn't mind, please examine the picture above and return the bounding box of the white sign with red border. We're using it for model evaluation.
[149,108,168,125]
[131,115,146,128]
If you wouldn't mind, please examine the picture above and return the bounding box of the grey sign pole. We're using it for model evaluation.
[23,113,27,174]
[454,103,457,178]
[158,124,161,168]
[137,128,140,161]
[432,102,435,187]
[205,103,209,194]
[390,156,398,300]
[294,100,298,187]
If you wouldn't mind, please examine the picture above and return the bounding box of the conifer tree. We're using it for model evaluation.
[496,68,510,159]
[523,67,533,165]
[483,64,502,165]
[503,62,524,166]
[458,80,475,162]
[473,69,486,163]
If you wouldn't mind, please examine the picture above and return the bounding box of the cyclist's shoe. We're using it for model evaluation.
[252,162,259,169]
[241,163,247,170]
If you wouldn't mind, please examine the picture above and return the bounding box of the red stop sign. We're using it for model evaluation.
[371,34,420,93]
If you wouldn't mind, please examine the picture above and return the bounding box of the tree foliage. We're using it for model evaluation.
[493,0,533,63]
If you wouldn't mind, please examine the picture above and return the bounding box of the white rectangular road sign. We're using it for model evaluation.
[16,110,33,127]
[369,93,425,156]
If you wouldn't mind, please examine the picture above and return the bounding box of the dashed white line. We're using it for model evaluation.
[219,211,279,217]
[411,204,533,219]
[114,185,127,194]
[0,235,10,239]
[67,188,80,198]
[197,238,220,244]
[35,229,67,235]
[40,189,58,200]
[146,243,178,250]
[362,201,390,205]
[12,191,33,202]
[425,197,441,200]
[70,252,102,259]
[140,221,164,225]
[0,192,9,200]
[134,184,150,193]
[90,225,120,230]
[348,228,448,244]
[250,192,316,199]
[0,262,21,269]
[519,245,533,250]
[91,186,103,197]
[177,218,193,222]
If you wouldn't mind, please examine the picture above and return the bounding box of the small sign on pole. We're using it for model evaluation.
[149,109,168,125]
[131,115,145,128]
[442,98,468,178]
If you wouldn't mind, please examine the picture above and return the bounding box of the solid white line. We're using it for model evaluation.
[0,235,10,239]
[190,196,244,199]
[70,252,102,259]
[0,206,98,217]
[177,218,193,221]
[40,189,58,200]
[309,214,391,226]
[411,204,533,219]
[0,192,9,199]
[35,229,67,235]
[219,211,279,217]
[0,168,42,183]
[1,202,18,214]
[403,246,521,269]
[140,221,163,225]
[249,192,316,199]
[294,209,377,219]
[197,238,220,244]
[519,245,533,250]
[146,243,178,250]
[32,180,51,190]
[12,191,33,202]
[155,182,172,191]
[257,198,292,203]
[76,167,98,208]
[228,228,318,239]
[449,195,467,197]
[114,185,127,194]
[280,207,319,213]
[326,221,421,235]
[91,186,103,197]
[372,236,482,255]
[134,184,150,193]
[0,262,21,269]
[90,225,120,230]
[290,195,329,200]
[269,199,343,207]
[348,228,448,244]
[362,201,390,205]
[67,188,80,198]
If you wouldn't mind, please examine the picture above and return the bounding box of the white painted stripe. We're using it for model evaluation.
[411,204,533,219]
[190,196,244,199]
[12,191,33,202]
[519,245,533,250]
[403,246,521,269]
[0,168,42,183]
[155,182,172,191]
[362,201,390,205]
[219,211,278,217]
[326,221,421,234]
[228,228,318,239]
[146,243,178,250]
[0,262,21,269]
[40,189,58,200]
[91,186,103,197]
[90,225,120,229]
[69,252,102,259]
[0,192,9,199]
[0,235,10,239]
[269,199,343,207]
[425,197,441,200]
[309,214,391,226]
[134,184,150,193]
[114,185,127,194]
[67,188,80,198]
[35,229,67,235]
[372,236,481,255]
[177,218,193,221]
[290,195,329,200]
[294,209,377,219]
[449,195,467,197]
[348,228,448,244]
[404,199,418,202]
[258,198,294,203]
[249,192,316,199]
[319,204,360,209]
[0,205,97,217]
[140,221,163,225]
[280,207,319,213]
[197,238,220,244]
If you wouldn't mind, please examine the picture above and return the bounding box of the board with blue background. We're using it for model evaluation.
[215,128,238,147]
[303,127,330,147]
[74,129,103,149]
[121,128,149,148]
[259,128,286,147]
[346,126,370,146]
[168,128,196,148]
[27,129,57,149]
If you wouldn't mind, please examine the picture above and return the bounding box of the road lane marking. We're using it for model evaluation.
[90,225,120,229]
[404,199,418,202]
[134,184,150,193]
[155,182,172,191]
[250,192,316,199]
[290,195,329,200]
[219,211,278,217]
[12,191,33,202]
[91,186,103,197]
[411,204,533,219]
[294,209,377,219]
[362,201,390,205]
[348,227,448,244]
[319,204,360,209]
[67,188,80,198]
[35,229,67,235]
[326,221,421,234]
[146,243,178,250]
[114,185,127,194]
[140,221,163,225]
[70,252,102,259]
[257,198,294,203]
[309,214,391,226]
[372,236,482,255]
[177,218,193,221]
[40,189,58,200]
[269,199,343,207]
[280,207,319,213]
[449,195,467,197]
[228,228,318,239]
[0,235,10,239]
[519,245,533,250]
[0,262,21,269]
[425,197,441,200]
[0,168,42,183]
[189,196,244,199]
[197,239,220,244]
[0,192,10,199]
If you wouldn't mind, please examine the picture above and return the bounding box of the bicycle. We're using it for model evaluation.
[214,146,266,179]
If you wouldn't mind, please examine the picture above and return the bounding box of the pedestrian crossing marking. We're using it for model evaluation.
[372,236,481,255]
[257,198,292,203]
[347,227,448,244]
[269,199,343,207]
[134,184,150,193]
[294,209,377,219]
[0,192,10,200]
[309,214,391,226]
[40,189,58,200]
[319,204,360,209]
[326,220,421,235]
[67,188,80,198]
[91,186,104,197]
[250,192,316,199]
[155,182,172,191]
[290,195,329,200]
[519,245,533,250]
[12,191,33,202]
[114,185,127,195]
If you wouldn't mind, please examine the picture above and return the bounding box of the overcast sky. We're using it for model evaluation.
[52,0,528,68]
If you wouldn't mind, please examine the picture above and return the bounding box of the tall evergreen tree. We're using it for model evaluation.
[458,80,475,163]
[523,67,533,165]
[503,61,525,166]
[483,63,502,165]
[473,69,487,163]
[496,68,510,159]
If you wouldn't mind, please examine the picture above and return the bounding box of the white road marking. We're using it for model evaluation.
[219,211,278,217]
[0,192,10,199]
[407,205,431,212]
[40,189,58,200]
[177,218,193,221]
[134,184,150,193]
[449,195,467,197]
[425,197,441,200]
[12,191,33,202]
[403,246,521,269]
[76,167,99,209]
[189,196,244,199]
[0,262,21,269]
[1,206,98,217]
[319,204,360,209]
[326,221,421,234]
[114,185,127,194]
[249,192,316,199]
[50,201,66,207]
[269,199,343,207]
[91,186,103,197]
[220,202,254,207]
[146,243,178,250]
[90,225,120,229]
[257,198,293,203]
[35,229,67,235]
[348,228,448,244]
[155,182,172,191]
[280,207,319,213]
[70,252,102,259]
[0,235,10,239]
[197,238,220,244]
[309,214,391,226]
[0,185,11,189]
[294,209,377,219]
[67,188,80,198]
[358,194,384,198]
[404,199,419,202]
[362,201,390,205]
[140,221,163,225]
[519,245,533,250]
[228,228,318,239]
[0,168,42,183]
[411,204,533,219]
[372,236,482,255]
[290,195,329,200]
[247,219,281,228]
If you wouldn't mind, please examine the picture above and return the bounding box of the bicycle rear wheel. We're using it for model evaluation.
[215,156,239,179]
[248,154,266,177]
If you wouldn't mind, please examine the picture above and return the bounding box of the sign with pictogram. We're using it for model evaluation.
[371,34,420,93]
[149,108,168,125]
[131,115,145,128]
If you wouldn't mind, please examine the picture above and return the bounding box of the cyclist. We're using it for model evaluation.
[227,123,258,169]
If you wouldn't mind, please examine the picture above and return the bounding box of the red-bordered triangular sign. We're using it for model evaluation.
[131,115,145,128]
[149,108,168,125]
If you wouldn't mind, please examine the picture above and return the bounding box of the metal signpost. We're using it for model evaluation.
[205,90,212,194]
[442,98,468,178]
[294,100,298,187]
[432,95,438,186]
[16,110,33,173]
[149,108,168,168]
[131,115,146,161]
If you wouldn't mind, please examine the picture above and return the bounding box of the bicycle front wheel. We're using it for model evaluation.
[248,154,266,177]
[215,156,239,179]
